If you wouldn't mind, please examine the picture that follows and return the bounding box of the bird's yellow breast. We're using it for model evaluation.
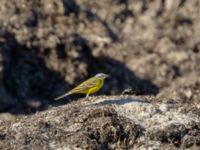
[87,79,104,95]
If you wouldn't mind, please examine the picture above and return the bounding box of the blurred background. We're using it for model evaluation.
[0,0,199,114]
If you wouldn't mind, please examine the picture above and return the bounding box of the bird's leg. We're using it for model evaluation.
[86,93,89,98]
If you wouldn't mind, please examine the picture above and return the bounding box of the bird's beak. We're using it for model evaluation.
[105,74,109,78]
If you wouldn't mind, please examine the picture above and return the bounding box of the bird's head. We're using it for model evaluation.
[95,73,109,79]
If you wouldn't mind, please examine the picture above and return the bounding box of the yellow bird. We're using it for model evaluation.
[54,73,109,100]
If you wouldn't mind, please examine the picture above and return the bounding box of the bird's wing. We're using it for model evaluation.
[70,77,98,93]
[54,77,99,100]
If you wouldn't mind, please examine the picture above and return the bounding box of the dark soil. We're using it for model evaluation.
[0,104,141,149]
[0,96,199,149]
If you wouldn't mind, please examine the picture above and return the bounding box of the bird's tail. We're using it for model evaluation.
[54,91,72,100]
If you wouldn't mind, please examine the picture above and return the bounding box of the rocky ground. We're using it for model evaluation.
[0,0,200,149]
[0,96,200,149]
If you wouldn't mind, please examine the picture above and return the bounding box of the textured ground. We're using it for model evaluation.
[0,0,200,149]
[0,96,200,149]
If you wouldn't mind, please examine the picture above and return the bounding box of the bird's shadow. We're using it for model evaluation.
[91,98,150,107]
